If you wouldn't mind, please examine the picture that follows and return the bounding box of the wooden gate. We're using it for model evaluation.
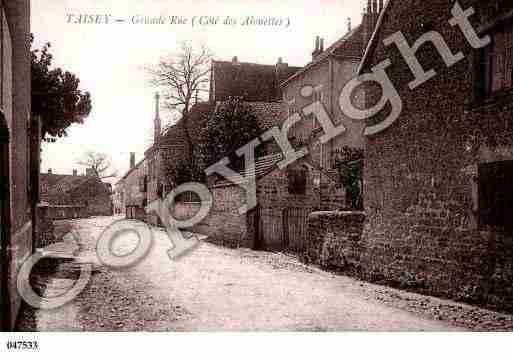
[282,207,311,253]
[257,207,283,250]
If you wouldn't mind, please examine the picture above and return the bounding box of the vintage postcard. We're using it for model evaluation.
[0,0,512,356]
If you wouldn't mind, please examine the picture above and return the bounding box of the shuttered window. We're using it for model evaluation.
[478,160,513,231]
[478,22,513,98]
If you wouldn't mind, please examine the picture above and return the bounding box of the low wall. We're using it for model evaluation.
[305,211,365,270]
[46,205,89,220]
[172,201,252,248]
[9,221,32,330]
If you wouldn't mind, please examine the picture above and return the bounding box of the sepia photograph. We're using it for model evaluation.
[0,0,513,356]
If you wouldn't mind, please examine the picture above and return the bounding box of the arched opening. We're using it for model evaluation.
[0,110,11,330]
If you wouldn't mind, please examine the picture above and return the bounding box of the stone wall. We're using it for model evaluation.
[173,184,253,248]
[35,205,56,248]
[46,205,89,220]
[319,172,346,211]
[305,211,365,270]
[2,0,32,330]
[358,0,513,311]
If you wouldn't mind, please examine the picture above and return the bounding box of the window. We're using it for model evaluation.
[287,166,308,195]
[286,97,296,118]
[148,159,154,181]
[476,22,513,98]
[139,175,147,193]
[157,182,164,199]
[312,85,323,130]
[478,160,513,232]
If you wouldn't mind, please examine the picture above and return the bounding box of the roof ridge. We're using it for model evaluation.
[358,0,393,74]
[213,59,301,69]
[281,24,364,87]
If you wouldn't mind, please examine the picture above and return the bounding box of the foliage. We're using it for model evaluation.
[31,35,92,141]
[198,97,264,171]
[334,146,364,210]
[76,151,117,179]
[164,156,205,188]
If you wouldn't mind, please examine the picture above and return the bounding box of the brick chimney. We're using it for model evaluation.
[275,57,289,82]
[312,36,323,60]
[130,152,136,169]
[154,92,161,145]
[363,0,383,46]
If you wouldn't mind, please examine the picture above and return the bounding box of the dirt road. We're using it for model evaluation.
[16,216,513,331]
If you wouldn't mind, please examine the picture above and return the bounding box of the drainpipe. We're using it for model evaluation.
[30,116,41,253]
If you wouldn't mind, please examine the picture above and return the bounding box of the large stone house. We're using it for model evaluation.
[358,0,513,310]
[280,2,382,210]
[0,0,36,331]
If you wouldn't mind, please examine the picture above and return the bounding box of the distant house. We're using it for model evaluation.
[358,0,513,309]
[40,169,113,219]
[0,0,36,331]
[114,153,147,220]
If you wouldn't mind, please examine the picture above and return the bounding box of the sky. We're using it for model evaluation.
[33,0,364,184]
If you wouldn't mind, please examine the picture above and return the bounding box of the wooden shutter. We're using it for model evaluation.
[479,161,513,230]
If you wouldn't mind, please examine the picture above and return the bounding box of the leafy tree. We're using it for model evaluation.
[163,156,205,188]
[199,97,264,171]
[334,146,364,210]
[76,151,117,180]
[31,35,92,141]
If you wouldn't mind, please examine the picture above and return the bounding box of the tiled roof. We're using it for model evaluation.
[210,60,301,102]
[160,102,215,148]
[212,153,284,187]
[160,101,284,149]
[245,101,286,130]
[281,25,365,86]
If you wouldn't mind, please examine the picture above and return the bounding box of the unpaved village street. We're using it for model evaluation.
[15,217,513,331]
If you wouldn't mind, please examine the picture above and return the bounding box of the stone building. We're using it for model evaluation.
[280,1,382,210]
[0,0,36,330]
[40,169,113,219]
[180,152,323,251]
[114,153,147,221]
[357,0,513,309]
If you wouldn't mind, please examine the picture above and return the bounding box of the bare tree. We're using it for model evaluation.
[147,41,212,160]
[77,151,117,180]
